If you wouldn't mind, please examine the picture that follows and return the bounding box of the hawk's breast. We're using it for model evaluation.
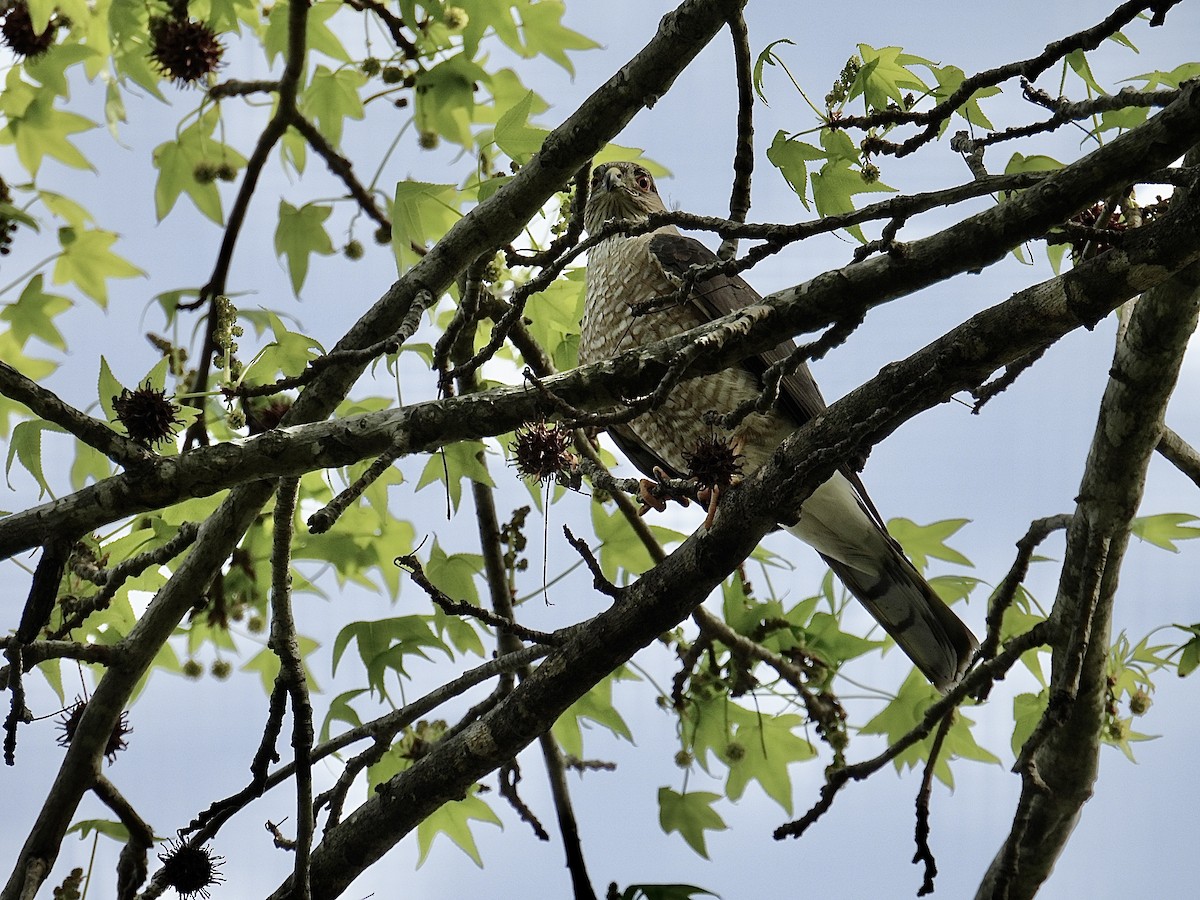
[580,231,794,476]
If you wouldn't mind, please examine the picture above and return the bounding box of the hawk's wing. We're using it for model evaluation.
[646,233,887,527]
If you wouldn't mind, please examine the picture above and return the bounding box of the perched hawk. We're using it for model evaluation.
[580,161,977,691]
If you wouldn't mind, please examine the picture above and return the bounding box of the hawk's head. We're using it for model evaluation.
[583,161,665,233]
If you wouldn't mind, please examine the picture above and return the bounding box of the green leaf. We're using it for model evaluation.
[752,38,796,105]
[0,69,96,175]
[240,635,321,695]
[415,786,502,867]
[887,518,973,571]
[1122,62,1200,91]
[1012,689,1048,759]
[97,355,123,423]
[25,43,98,98]
[254,312,326,378]
[153,108,248,224]
[806,609,881,664]
[330,615,450,698]
[70,441,112,490]
[52,227,145,307]
[275,201,336,295]
[657,788,727,859]
[0,275,72,350]
[588,500,685,584]
[515,0,599,75]
[721,713,814,812]
[1129,513,1200,552]
[66,819,130,843]
[36,657,65,703]
[413,55,487,147]
[552,668,635,758]
[424,541,485,607]
[1065,49,1106,96]
[766,131,824,210]
[302,65,366,147]
[932,65,1000,130]
[1004,152,1063,176]
[494,90,549,164]
[391,180,462,271]
[810,131,895,241]
[320,688,367,743]
[1174,624,1200,677]
[861,671,998,784]
[264,0,349,65]
[416,441,495,514]
[5,419,67,497]
[850,44,934,113]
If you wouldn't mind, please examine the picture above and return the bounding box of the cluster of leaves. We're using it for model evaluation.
[4,1,1200,896]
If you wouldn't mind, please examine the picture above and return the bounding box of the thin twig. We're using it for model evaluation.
[52,524,200,639]
[719,8,754,261]
[774,622,1051,841]
[834,1,1184,157]
[267,477,314,900]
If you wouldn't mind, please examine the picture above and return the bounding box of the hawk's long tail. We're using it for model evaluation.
[784,474,977,692]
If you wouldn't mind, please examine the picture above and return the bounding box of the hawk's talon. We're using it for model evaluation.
[637,478,667,515]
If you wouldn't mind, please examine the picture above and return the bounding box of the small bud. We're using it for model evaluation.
[1129,689,1152,716]
[343,239,364,260]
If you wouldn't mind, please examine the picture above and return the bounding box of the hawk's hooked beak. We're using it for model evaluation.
[598,166,625,193]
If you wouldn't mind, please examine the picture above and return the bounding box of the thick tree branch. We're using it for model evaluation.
[975,214,1200,899]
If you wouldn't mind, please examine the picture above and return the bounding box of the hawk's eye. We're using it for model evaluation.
[635,172,653,192]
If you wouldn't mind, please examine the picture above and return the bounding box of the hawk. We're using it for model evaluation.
[580,161,977,691]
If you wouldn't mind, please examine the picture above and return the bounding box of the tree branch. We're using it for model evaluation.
[975,196,1200,900]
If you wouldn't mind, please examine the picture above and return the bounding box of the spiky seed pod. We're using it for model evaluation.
[112,382,183,447]
[148,16,224,85]
[1068,201,1132,259]
[0,175,18,256]
[682,433,743,490]
[157,840,225,900]
[511,421,575,484]
[57,699,132,763]
[0,1,60,58]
